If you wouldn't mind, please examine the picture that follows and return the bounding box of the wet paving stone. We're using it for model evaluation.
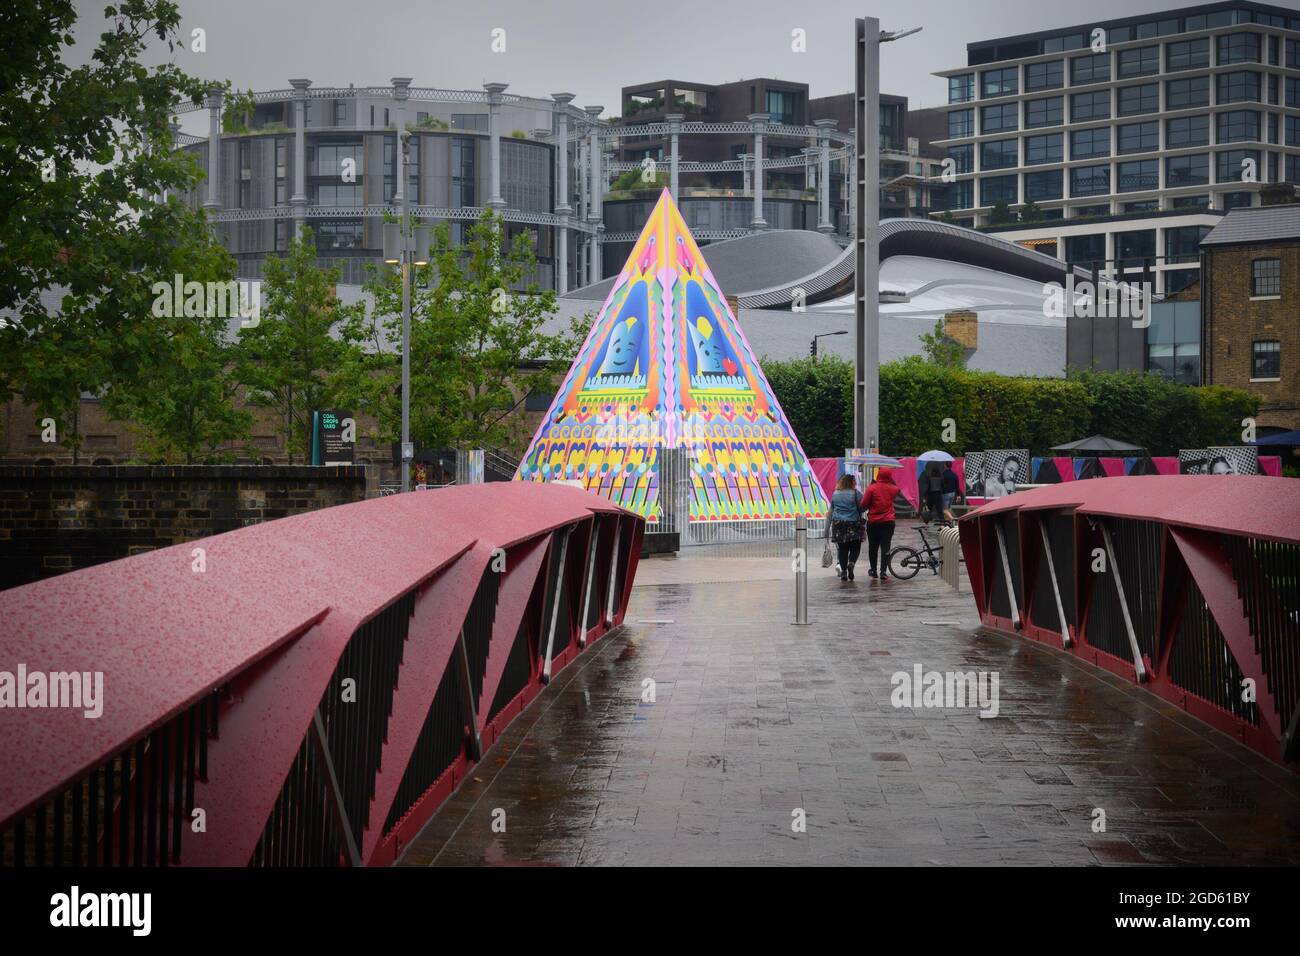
[398,536,1300,867]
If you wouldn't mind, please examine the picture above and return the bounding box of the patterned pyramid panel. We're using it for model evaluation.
[516,189,828,524]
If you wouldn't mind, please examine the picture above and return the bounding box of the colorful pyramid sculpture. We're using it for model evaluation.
[516,189,829,524]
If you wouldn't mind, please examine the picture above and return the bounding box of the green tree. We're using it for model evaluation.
[988,200,1016,225]
[104,228,252,462]
[760,355,852,458]
[0,0,221,460]
[1019,200,1043,223]
[919,319,966,368]
[234,229,359,463]
[337,211,588,453]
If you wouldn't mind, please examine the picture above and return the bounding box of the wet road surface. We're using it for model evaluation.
[398,532,1300,866]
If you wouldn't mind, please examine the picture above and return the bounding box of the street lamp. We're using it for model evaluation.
[382,129,432,492]
[855,19,921,453]
[810,329,848,359]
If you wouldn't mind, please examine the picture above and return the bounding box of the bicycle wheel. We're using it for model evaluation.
[888,546,921,580]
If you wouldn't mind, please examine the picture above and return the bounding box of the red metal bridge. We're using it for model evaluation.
[959,475,1300,767]
[0,483,642,867]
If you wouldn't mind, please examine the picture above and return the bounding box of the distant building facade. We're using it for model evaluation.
[1200,194,1300,431]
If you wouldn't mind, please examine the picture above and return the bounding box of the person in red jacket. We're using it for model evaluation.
[863,466,898,579]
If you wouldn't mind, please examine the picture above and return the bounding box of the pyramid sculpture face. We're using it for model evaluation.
[516,189,828,523]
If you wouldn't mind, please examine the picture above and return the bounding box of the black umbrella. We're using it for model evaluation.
[1050,435,1146,455]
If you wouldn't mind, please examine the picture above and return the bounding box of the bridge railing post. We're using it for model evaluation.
[794,514,809,625]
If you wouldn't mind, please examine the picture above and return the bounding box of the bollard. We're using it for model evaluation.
[794,514,809,625]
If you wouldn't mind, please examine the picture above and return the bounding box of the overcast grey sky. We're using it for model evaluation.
[74,0,1242,121]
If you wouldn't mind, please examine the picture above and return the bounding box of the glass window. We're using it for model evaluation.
[1217,71,1261,104]
[1166,115,1209,148]
[1024,60,1063,91]
[1071,53,1111,85]
[1118,83,1159,117]
[1073,204,1111,218]
[1116,159,1159,193]
[1217,32,1261,65]
[1065,233,1106,265]
[1166,37,1210,71]
[765,89,796,125]
[981,103,1018,134]
[1071,91,1110,122]
[945,180,973,210]
[1118,46,1160,78]
[1165,225,1210,264]
[1024,96,1064,129]
[1167,76,1210,109]
[1216,149,1260,183]
[1217,110,1261,144]
[981,67,1018,98]
[451,113,489,132]
[1288,39,1300,69]
[1115,230,1156,265]
[1070,164,1110,198]
[1071,127,1110,160]
[1117,121,1159,154]
[1123,199,1160,213]
[948,144,973,174]
[313,219,363,251]
[1166,153,1209,187]
[1171,195,1210,210]
[1252,340,1281,379]
[1024,133,1063,165]
[949,74,975,103]
[1025,169,1062,201]
[948,109,974,138]
[980,138,1018,170]
[979,174,1018,205]
[451,136,475,207]
[1289,77,1300,108]
[1287,116,1300,147]
[1222,191,1252,211]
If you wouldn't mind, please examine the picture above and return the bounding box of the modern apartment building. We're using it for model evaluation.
[605,78,946,268]
[932,2,1300,294]
[174,81,575,289]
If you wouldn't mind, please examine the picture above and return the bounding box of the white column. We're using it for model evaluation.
[585,105,603,281]
[485,82,508,209]
[666,113,683,197]
[748,112,767,229]
[203,86,223,213]
[553,93,575,294]
[289,78,310,237]
[815,118,836,232]
[392,78,411,203]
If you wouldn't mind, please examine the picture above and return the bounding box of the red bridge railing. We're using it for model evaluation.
[0,483,643,866]
[959,475,1300,767]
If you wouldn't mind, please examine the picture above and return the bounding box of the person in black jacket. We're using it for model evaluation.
[941,462,960,522]
[921,461,946,524]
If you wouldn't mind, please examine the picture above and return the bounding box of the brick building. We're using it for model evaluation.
[1200,188,1300,432]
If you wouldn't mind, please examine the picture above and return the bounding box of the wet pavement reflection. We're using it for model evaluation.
[399,531,1300,866]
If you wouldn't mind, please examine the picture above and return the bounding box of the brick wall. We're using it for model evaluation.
[0,465,366,591]
[1203,240,1300,432]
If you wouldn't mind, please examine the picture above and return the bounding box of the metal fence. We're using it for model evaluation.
[0,484,643,867]
[959,476,1300,766]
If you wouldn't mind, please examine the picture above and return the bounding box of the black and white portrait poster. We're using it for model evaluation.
[1207,446,1258,475]
[982,449,1029,498]
[1179,449,1210,474]
[963,451,986,498]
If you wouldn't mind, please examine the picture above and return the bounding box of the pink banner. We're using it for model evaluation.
[810,457,840,502]
[1099,457,1125,477]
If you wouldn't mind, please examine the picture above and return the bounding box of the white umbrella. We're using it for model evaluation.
[918,450,955,463]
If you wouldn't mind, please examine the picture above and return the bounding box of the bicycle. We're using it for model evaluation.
[887,523,947,580]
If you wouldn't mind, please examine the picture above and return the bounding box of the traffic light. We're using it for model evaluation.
[810,338,818,358]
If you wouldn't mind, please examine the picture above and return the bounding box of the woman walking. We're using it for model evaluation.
[826,473,866,581]
[864,466,898,580]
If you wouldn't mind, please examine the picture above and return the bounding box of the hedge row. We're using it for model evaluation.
[762,355,1260,459]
